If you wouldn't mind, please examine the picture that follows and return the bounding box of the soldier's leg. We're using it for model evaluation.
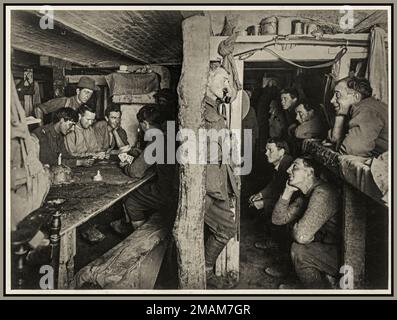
[116,183,161,233]
[291,241,339,289]
[204,195,236,271]
[123,192,148,229]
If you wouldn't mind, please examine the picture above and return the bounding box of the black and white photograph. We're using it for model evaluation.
[3,3,392,295]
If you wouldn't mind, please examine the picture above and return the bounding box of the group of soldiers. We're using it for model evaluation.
[29,63,388,289]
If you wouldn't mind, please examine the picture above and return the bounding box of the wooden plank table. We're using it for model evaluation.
[42,160,155,289]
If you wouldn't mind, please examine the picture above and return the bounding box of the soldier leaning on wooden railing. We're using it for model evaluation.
[327,76,388,157]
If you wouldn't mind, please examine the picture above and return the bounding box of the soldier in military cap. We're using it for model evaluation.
[34,76,96,122]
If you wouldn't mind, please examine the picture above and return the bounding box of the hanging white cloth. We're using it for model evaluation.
[366,26,388,104]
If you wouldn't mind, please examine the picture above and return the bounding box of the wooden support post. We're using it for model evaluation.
[49,211,61,289]
[14,244,28,289]
[58,229,76,289]
[215,60,243,281]
[172,15,210,289]
[343,183,367,289]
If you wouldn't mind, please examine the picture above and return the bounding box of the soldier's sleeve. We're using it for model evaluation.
[118,128,129,146]
[339,108,383,156]
[123,148,153,179]
[293,185,339,244]
[37,97,67,115]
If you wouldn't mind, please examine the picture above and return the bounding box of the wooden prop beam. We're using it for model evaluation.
[172,15,210,289]
[343,184,367,289]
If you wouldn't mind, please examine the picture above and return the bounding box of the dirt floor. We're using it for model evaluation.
[233,209,296,289]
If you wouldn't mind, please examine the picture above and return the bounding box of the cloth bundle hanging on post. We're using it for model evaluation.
[365,26,388,104]
[218,32,242,92]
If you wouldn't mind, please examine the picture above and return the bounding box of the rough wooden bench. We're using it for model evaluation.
[73,211,170,289]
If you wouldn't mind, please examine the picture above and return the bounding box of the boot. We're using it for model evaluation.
[205,235,227,270]
[205,236,237,289]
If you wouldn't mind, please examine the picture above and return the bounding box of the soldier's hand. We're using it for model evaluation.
[77,158,95,167]
[285,181,299,193]
[119,161,129,168]
[119,145,131,154]
[94,152,106,160]
[249,192,263,208]
[249,192,262,202]
[252,199,264,210]
[104,149,112,160]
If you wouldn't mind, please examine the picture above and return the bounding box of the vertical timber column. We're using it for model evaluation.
[58,229,76,289]
[215,60,243,281]
[343,184,367,289]
[172,15,209,289]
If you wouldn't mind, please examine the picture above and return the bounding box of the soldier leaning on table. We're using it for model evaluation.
[31,107,94,168]
[110,104,178,236]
